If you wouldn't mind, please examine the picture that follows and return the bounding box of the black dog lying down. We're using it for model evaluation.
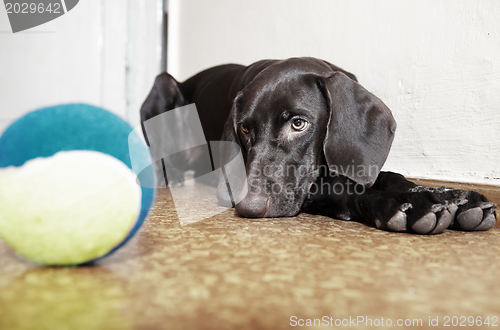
[140,57,496,234]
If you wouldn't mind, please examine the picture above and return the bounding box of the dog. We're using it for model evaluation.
[140,57,497,234]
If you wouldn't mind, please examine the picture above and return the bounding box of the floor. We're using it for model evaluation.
[1,180,500,330]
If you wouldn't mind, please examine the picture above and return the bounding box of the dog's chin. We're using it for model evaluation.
[262,185,313,217]
[234,178,313,218]
[264,198,304,218]
[265,208,301,218]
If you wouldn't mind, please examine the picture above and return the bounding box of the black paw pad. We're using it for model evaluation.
[410,204,452,235]
[475,213,496,231]
[456,207,483,230]
[411,212,437,234]
[429,209,453,234]
[386,210,408,231]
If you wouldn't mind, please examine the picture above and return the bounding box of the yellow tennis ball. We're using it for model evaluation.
[0,150,142,265]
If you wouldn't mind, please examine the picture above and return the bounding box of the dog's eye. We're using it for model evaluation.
[240,124,249,134]
[291,118,307,131]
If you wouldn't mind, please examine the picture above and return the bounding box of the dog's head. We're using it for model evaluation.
[218,58,396,217]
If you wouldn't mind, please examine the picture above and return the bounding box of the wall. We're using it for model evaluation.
[168,0,500,185]
[0,0,163,133]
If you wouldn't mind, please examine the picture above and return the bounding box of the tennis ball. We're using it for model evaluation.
[0,151,141,265]
[0,104,155,265]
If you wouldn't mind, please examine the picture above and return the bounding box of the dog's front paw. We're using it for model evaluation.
[153,161,167,188]
[153,160,185,187]
[165,167,185,187]
[373,192,455,234]
[410,187,497,232]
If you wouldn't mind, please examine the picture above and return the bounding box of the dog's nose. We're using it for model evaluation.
[235,195,269,217]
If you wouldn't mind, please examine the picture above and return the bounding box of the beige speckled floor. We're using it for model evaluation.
[1,181,500,330]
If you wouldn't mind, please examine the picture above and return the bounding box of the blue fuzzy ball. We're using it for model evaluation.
[0,103,155,265]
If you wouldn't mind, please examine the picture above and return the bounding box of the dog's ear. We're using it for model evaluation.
[318,72,397,187]
[140,72,185,145]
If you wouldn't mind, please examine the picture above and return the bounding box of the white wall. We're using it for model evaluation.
[168,0,500,185]
[0,0,163,133]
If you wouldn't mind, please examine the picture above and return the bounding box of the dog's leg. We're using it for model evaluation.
[301,173,496,234]
[140,73,186,187]
[372,172,497,232]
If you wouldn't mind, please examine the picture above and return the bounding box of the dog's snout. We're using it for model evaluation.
[235,195,269,218]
